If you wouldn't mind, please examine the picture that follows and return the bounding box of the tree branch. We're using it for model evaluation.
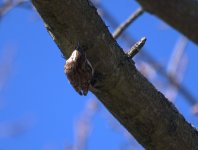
[112,7,144,39]
[136,0,198,44]
[31,0,198,149]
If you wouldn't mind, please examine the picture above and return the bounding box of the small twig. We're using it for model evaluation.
[113,7,144,39]
[127,37,146,59]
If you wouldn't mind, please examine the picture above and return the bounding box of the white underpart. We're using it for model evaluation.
[66,50,78,69]
[70,50,78,61]
[67,50,94,75]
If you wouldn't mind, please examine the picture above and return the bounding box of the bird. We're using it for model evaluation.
[64,46,94,96]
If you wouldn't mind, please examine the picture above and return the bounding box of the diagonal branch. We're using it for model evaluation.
[136,0,198,44]
[31,0,198,149]
[112,7,144,39]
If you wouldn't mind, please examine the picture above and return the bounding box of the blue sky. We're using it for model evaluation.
[0,0,198,150]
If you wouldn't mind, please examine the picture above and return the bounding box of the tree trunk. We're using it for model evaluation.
[31,0,198,149]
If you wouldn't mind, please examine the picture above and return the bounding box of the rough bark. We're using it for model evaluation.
[136,0,198,44]
[31,0,198,149]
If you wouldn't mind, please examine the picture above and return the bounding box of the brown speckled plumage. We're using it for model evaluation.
[64,47,93,96]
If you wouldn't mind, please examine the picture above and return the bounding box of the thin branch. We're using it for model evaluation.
[165,36,188,102]
[113,7,144,39]
[74,100,98,150]
[167,36,188,76]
